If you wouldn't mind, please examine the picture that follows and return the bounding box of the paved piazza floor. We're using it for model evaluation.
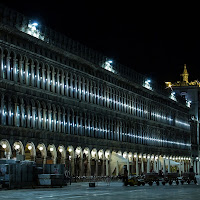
[1,181,200,200]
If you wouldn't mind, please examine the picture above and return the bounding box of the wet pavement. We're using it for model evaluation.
[1,181,200,200]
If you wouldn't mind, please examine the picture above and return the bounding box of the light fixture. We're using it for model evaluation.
[28,145,32,150]
[15,144,20,150]
[50,147,54,152]
[39,146,43,151]
[59,148,63,153]
[32,22,38,27]
[2,144,7,149]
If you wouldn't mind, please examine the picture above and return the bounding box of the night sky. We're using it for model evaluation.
[1,1,200,85]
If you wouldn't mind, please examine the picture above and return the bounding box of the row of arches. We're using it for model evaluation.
[0,47,189,129]
[0,92,190,149]
[0,139,193,176]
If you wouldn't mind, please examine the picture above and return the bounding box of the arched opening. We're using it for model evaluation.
[46,144,57,164]
[0,140,12,159]
[83,148,90,176]
[75,147,82,176]
[67,146,75,175]
[98,149,105,176]
[91,148,97,176]
[24,142,36,161]
[35,143,46,165]
[12,141,25,160]
[57,146,65,164]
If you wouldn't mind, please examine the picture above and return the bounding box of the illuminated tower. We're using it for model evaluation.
[181,64,189,83]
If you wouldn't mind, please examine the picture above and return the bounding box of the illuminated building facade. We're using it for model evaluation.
[0,5,193,176]
[166,64,200,173]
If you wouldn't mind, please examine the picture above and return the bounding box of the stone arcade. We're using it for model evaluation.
[0,5,194,177]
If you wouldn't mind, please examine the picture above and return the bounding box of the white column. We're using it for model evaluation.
[141,158,144,174]
[48,109,52,131]
[147,155,150,173]
[127,159,130,176]
[197,160,200,174]
[168,159,171,173]
[25,60,29,86]
[6,56,11,80]
[106,159,109,176]
[136,155,139,175]
[61,72,65,96]
[31,63,35,87]
[47,66,51,91]
[194,160,197,173]
[163,158,166,174]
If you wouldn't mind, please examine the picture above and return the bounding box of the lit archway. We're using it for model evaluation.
[35,143,47,164]
[0,139,12,159]
[25,142,36,161]
[12,141,25,160]
[47,144,57,164]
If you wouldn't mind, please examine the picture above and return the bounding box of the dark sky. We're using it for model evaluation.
[1,1,200,84]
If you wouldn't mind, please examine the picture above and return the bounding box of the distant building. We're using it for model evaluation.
[0,5,193,176]
[166,64,200,173]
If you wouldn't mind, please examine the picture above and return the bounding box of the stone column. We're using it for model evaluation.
[19,59,23,84]
[147,155,150,173]
[168,159,171,173]
[86,79,89,102]
[36,65,40,88]
[102,159,105,176]
[38,107,42,129]
[25,60,29,86]
[27,105,31,128]
[163,158,166,174]
[6,56,11,80]
[141,157,144,174]
[32,106,36,128]
[194,160,197,173]
[78,76,81,101]
[106,159,109,176]
[79,114,83,136]
[136,154,139,175]
[82,77,85,101]
[74,76,78,99]
[53,110,56,132]
[48,109,52,131]
[31,63,35,87]
[87,158,91,176]
[67,110,70,134]
[75,114,79,135]
[52,67,55,93]
[20,102,24,127]
[197,160,200,174]
[47,66,51,91]
[58,110,61,133]
[96,82,100,105]
[13,57,17,82]
[56,69,60,95]
[43,108,47,130]
[95,159,98,176]
[61,71,65,95]
[62,110,66,133]
[64,73,68,96]
[89,81,93,103]
[0,50,3,78]
[42,65,46,90]
[8,98,11,125]
[70,73,73,97]
[154,158,157,172]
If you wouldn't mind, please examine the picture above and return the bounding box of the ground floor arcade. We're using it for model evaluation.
[0,139,197,176]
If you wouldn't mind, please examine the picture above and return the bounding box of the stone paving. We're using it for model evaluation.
[1,181,200,200]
